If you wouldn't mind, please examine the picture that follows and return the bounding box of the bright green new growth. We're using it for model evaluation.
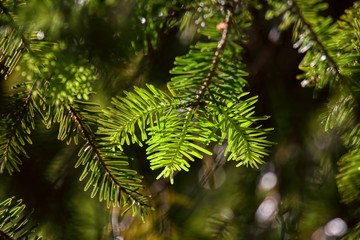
[100,6,273,183]
[0,0,272,228]
[100,85,180,150]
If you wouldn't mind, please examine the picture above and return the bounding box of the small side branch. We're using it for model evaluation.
[292,0,359,102]
[66,103,145,206]
[191,9,233,109]
[0,87,33,174]
[292,1,339,75]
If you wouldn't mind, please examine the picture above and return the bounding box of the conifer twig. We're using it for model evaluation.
[66,103,147,207]
[292,0,354,93]
[192,9,232,109]
[0,86,34,174]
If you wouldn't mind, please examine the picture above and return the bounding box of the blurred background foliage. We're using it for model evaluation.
[0,0,359,239]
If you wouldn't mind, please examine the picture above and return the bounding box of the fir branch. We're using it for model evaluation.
[101,3,272,183]
[0,197,42,240]
[0,84,35,174]
[0,1,27,79]
[1,90,32,155]
[100,85,180,150]
[291,0,355,93]
[146,106,216,183]
[66,103,149,210]
[152,3,271,178]
[67,103,112,182]
[209,92,272,167]
[148,108,196,183]
[290,0,360,121]
[292,1,339,74]
[192,9,232,109]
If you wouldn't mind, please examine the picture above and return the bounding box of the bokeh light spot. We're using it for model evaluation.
[255,196,279,223]
[324,218,347,237]
[37,31,45,40]
[259,172,277,190]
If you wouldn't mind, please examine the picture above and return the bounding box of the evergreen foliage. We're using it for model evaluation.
[100,4,272,184]
[1,0,360,239]
[266,0,360,238]
[0,197,42,240]
[0,0,152,224]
